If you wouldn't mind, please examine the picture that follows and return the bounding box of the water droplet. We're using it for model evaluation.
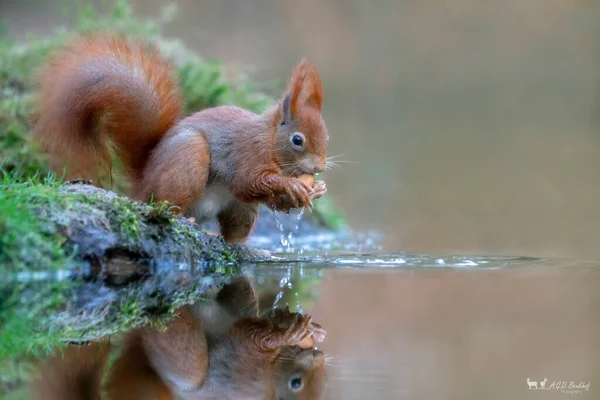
[273,291,284,308]
[272,207,309,253]
[296,207,305,223]
[435,258,445,265]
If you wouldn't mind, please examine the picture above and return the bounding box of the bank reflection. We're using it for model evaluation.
[32,276,328,400]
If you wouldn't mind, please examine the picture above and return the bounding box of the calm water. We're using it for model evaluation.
[247,254,600,400]
[11,250,599,400]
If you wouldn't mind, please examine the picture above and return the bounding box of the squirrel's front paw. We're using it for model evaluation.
[286,178,314,208]
[269,178,313,211]
[310,322,327,344]
[262,308,313,348]
[311,181,327,200]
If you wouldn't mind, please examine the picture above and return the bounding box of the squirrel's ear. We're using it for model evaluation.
[281,92,292,123]
[286,58,323,118]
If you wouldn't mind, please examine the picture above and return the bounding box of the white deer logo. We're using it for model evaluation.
[540,378,548,388]
[527,378,538,389]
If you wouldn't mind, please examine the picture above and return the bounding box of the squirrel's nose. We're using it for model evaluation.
[313,160,326,174]
[312,349,325,366]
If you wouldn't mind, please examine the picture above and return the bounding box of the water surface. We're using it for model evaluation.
[246,253,599,399]
[3,247,599,399]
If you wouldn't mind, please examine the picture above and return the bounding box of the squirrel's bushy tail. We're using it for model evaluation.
[32,34,182,185]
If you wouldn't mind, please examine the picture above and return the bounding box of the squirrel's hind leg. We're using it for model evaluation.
[105,333,174,400]
[138,130,210,214]
[216,276,260,319]
[138,306,209,396]
[217,201,259,244]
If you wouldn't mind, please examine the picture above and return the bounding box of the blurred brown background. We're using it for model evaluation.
[4,0,600,259]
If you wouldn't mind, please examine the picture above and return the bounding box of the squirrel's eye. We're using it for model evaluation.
[292,135,303,147]
[289,377,303,392]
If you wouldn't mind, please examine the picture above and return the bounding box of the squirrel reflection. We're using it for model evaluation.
[33,277,327,400]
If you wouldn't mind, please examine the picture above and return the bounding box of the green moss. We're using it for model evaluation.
[105,197,143,242]
[0,174,75,271]
[145,200,177,225]
[0,281,73,357]
[0,94,48,179]
[116,291,145,329]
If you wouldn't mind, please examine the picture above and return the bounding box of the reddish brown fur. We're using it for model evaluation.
[33,34,329,243]
[138,132,211,214]
[31,341,110,400]
[33,34,182,185]
[288,58,324,116]
[106,306,208,400]
[105,334,174,400]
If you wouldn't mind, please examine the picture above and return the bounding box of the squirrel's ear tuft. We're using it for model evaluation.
[286,58,323,118]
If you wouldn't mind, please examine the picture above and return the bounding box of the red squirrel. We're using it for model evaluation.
[32,278,327,399]
[32,34,329,243]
